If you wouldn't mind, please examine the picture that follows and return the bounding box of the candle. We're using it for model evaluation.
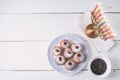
[99,21,106,27]
[104,36,115,41]
[102,27,111,33]
[92,3,100,14]
[103,31,113,37]
[97,16,105,24]
[101,23,110,30]
[95,13,103,21]
[94,7,102,17]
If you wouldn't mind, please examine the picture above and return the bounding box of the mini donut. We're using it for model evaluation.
[71,43,81,52]
[73,52,84,63]
[60,39,70,49]
[55,55,65,65]
[64,60,76,70]
[52,46,61,56]
[63,48,74,58]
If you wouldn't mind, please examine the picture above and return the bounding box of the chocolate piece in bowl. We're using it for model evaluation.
[91,59,107,75]
[88,56,111,78]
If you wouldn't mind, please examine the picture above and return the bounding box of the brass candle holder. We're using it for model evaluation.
[85,15,105,40]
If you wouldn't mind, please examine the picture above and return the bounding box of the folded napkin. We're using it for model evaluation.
[75,13,115,52]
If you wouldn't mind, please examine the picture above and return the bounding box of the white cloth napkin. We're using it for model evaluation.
[75,13,115,52]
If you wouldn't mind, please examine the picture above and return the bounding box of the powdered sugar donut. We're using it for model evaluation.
[64,60,75,70]
[73,52,84,63]
[71,43,81,52]
[60,39,70,49]
[63,48,74,58]
[52,46,61,56]
[55,55,65,65]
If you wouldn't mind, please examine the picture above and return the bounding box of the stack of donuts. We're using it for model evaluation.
[91,3,116,41]
[52,39,85,70]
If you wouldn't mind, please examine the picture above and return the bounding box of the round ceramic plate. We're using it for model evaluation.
[48,34,89,75]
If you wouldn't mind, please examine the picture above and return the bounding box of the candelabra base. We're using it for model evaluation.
[85,24,98,38]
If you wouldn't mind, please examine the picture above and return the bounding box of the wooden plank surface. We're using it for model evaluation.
[0,0,119,13]
[0,70,119,80]
[0,14,119,41]
[0,41,52,70]
[0,0,120,80]
[0,14,81,41]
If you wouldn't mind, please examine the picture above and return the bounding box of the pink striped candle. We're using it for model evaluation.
[104,35,115,41]
[103,31,113,37]
[92,3,100,14]
[96,16,105,24]
[102,27,111,33]
[95,13,103,21]
[93,7,102,17]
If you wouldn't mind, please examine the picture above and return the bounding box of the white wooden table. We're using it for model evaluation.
[0,0,120,80]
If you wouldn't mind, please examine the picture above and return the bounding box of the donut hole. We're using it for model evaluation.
[75,46,79,49]
[67,51,71,54]
[56,49,59,52]
[59,57,62,61]
[64,42,67,45]
[78,54,81,57]
[68,62,72,65]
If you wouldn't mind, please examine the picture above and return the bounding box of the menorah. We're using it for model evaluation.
[85,3,116,41]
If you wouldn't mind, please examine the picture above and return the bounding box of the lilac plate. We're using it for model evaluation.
[47,34,89,75]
